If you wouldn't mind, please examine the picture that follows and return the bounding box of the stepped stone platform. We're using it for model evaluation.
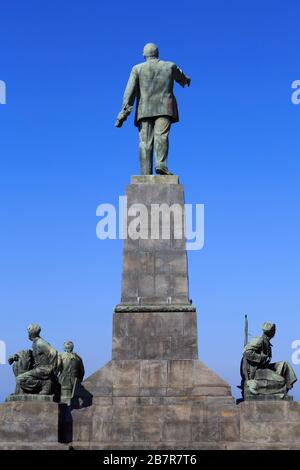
[0,176,299,450]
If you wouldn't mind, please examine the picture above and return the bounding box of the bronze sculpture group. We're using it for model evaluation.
[8,324,84,403]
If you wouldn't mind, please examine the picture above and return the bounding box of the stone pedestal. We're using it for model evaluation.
[239,401,300,447]
[0,400,68,446]
[69,176,239,448]
[1,176,299,450]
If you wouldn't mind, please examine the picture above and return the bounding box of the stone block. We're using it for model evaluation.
[287,402,300,421]
[112,361,140,388]
[168,360,194,389]
[140,360,168,388]
[137,336,172,359]
[192,421,219,442]
[112,336,137,360]
[139,387,167,397]
[169,253,188,274]
[132,421,162,441]
[165,404,192,422]
[138,274,155,297]
[113,387,141,397]
[170,336,198,359]
[112,405,135,421]
[113,312,197,360]
[154,273,170,297]
[111,421,133,442]
[133,405,164,423]
[183,311,197,336]
[219,421,239,441]
[92,420,113,442]
[112,313,128,337]
[0,402,66,443]
[240,401,300,444]
[173,274,188,296]
[162,421,192,442]
[121,272,138,300]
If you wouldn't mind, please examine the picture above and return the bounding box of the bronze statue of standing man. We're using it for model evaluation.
[115,43,191,175]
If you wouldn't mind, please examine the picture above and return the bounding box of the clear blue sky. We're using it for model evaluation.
[1,0,299,402]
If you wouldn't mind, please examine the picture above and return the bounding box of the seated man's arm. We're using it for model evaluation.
[244,338,268,366]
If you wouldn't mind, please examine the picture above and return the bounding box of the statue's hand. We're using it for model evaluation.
[186,77,191,87]
[8,354,18,365]
[115,118,123,128]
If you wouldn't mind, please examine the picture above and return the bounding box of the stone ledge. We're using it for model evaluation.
[131,175,179,184]
[244,395,293,401]
[114,304,196,313]
[0,443,69,450]
[6,394,56,403]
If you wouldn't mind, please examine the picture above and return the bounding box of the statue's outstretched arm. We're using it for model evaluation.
[173,65,191,88]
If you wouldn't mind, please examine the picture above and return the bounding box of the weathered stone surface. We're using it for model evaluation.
[0,402,67,443]
[239,401,300,444]
[140,360,168,388]
[112,311,198,360]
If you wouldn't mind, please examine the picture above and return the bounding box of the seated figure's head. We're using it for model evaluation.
[262,322,276,338]
[27,323,41,340]
[143,43,159,60]
[63,341,74,353]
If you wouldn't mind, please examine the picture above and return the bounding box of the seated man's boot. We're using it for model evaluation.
[39,380,52,395]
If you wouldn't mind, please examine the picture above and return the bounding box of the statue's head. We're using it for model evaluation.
[63,341,74,353]
[27,323,41,340]
[262,322,276,338]
[143,43,159,60]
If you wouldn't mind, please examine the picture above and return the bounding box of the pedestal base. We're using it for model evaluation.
[0,401,68,445]
[70,358,238,448]
[239,401,300,445]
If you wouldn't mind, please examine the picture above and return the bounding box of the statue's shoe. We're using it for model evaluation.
[156,167,174,175]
